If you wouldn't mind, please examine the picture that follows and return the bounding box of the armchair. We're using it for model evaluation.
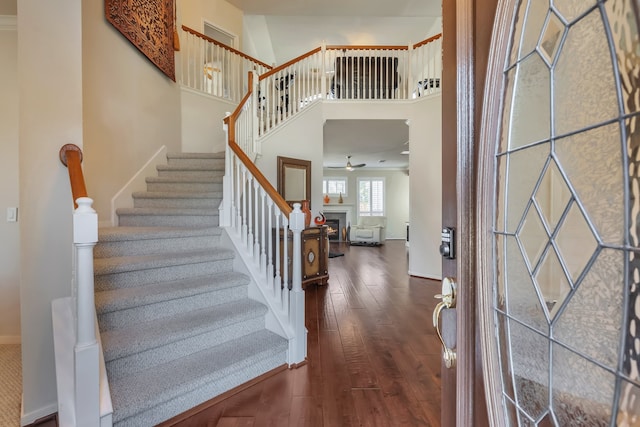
[350,216,387,245]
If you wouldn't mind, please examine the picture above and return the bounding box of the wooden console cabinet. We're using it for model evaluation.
[274,226,329,288]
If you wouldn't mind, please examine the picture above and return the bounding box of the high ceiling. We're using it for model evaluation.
[226,0,442,170]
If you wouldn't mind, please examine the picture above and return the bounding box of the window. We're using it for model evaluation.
[358,178,385,216]
[323,177,348,196]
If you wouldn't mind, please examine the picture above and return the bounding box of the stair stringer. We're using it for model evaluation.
[218,227,295,359]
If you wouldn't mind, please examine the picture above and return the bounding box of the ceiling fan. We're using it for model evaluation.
[329,155,366,171]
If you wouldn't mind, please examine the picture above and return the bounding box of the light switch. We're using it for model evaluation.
[6,207,17,222]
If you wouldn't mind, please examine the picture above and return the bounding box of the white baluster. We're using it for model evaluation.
[267,199,274,287]
[247,175,254,256]
[260,188,267,275]
[253,180,260,264]
[241,167,248,247]
[274,212,282,297]
[281,216,288,309]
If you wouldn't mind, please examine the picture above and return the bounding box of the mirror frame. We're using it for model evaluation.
[277,156,311,208]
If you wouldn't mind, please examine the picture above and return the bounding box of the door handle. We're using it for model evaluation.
[433,277,457,368]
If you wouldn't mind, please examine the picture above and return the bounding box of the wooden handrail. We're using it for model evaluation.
[413,33,442,49]
[259,47,323,81]
[223,73,293,216]
[326,44,409,51]
[59,144,87,209]
[182,25,273,70]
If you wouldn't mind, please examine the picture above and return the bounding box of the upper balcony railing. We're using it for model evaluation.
[179,26,273,103]
[178,26,441,117]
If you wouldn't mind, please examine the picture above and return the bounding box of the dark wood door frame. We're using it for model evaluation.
[441,0,497,425]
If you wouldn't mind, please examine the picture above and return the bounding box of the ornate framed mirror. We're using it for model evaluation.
[277,156,311,208]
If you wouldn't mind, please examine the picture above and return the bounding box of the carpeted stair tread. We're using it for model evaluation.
[115,207,218,216]
[101,299,268,361]
[98,226,221,242]
[131,191,223,199]
[94,248,234,276]
[95,271,249,314]
[109,329,287,424]
[156,164,224,172]
[146,175,223,184]
[167,152,225,159]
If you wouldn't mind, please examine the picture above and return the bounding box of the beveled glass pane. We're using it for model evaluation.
[535,246,571,319]
[496,155,508,233]
[519,413,536,427]
[499,69,516,155]
[605,0,640,117]
[537,412,554,427]
[497,312,516,400]
[554,202,598,284]
[503,396,520,426]
[552,344,614,426]
[510,54,551,149]
[553,0,598,24]
[555,122,624,245]
[508,0,528,67]
[506,235,548,333]
[617,379,640,425]
[554,249,623,369]
[496,234,507,311]
[521,0,551,57]
[539,11,565,65]
[554,8,618,136]
[534,160,571,233]
[519,204,549,271]
[622,249,640,384]
[506,143,550,233]
[510,320,549,421]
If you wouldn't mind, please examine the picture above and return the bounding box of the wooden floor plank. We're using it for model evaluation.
[169,241,442,427]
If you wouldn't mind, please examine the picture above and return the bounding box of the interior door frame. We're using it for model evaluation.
[441,0,497,425]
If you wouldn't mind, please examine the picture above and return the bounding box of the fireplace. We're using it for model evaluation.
[324,212,347,241]
[325,219,340,240]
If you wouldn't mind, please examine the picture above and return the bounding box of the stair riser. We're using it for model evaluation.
[105,316,264,380]
[95,235,221,258]
[146,182,223,193]
[118,214,219,227]
[166,158,225,168]
[95,258,234,291]
[157,170,224,179]
[113,349,287,426]
[98,284,248,331]
[133,197,222,209]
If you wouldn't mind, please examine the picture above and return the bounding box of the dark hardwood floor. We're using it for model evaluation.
[166,240,442,427]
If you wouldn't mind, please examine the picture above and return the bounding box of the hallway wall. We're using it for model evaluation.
[0,15,20,343]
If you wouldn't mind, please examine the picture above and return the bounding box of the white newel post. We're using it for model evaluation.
[221,112,232,227]
[73,197,100,426]
[288,203,307,365]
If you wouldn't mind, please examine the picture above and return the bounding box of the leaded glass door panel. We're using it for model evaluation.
[478,0,640,425]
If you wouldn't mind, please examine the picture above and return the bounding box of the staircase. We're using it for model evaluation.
[94,152,288,426]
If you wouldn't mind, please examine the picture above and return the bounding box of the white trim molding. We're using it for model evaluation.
[0,15,17,31]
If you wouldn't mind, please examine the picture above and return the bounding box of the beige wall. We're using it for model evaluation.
[82,0,182,218]
[0,16,20,343]
[181,0,243,47]
[18,0,81,422]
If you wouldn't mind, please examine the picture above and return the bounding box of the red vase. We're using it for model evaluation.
[301,200,311,228]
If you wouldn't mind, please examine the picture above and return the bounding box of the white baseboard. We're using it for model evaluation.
[0,335,21,344]
[21,402,58,427]
[109,145,167,226]
[408,270,441,281]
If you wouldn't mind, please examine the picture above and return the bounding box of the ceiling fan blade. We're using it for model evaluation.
[352,163,366,168]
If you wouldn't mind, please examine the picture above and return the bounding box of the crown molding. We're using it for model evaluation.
[0,15,17,31]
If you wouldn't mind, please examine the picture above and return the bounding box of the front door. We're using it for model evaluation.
[476,0,640,425]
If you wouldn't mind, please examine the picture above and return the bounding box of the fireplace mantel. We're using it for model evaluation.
[321,204,354,227]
